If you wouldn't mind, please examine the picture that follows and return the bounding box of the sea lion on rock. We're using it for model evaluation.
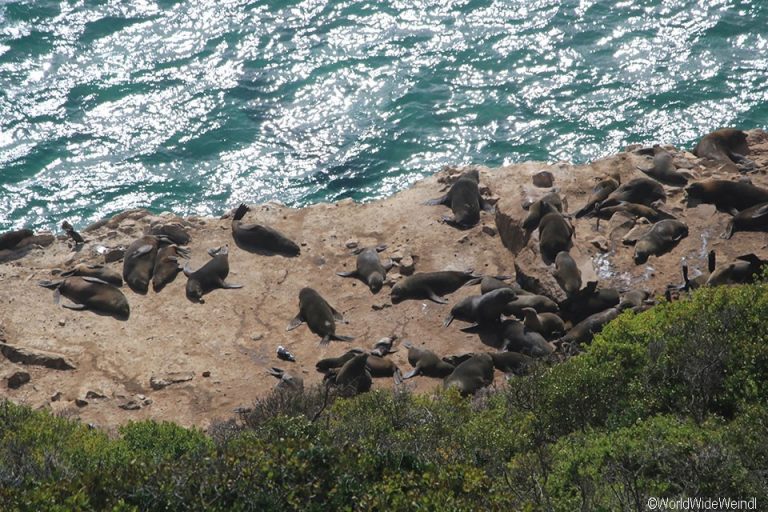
[123,235,170,294]
[499,320,555,357]
[559,282,620,324]
[366,355,402,383]
[371,336,398,357]
[636,150,688,186]
[575,177,619,218]
[61,221,85,244]
[521,308,565,340]
[152,244,190,292]
[633,219,688,265]
[480,276,527,295]
[600,178,665,209]
[267,367,304,392]
[619,289,653,312]
[557,307,621,348]
[61,263,123,287]
[402,342,455,379]
[693,128,752,168]
[390,270,485,304]
[503,294,559,316]
[538,212,573,264]
[489,351,534,375]
[685,180,768,213]
[39,277,129,320]
[231,203,300,256]
[0,228,33,250]
[183,245,242,303]
[593,202,676,223]
[523,193,563,231]
[443,353,494,396]
[724,202,768,239]
[150,223,191,246]
[330,353,371,394]
[443,288,517,327]
[425,169,493,228]
[287,287,354,345]
[315,349,364,373]
[336,245,392,293]
[552,251,581,297]
[706,254,768,286]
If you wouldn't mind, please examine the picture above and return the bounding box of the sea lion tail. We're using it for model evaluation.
[393,367,403,385]
[233,203,249,221]
[38,280,62,290]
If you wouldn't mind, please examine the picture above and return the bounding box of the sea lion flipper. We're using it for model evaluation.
[62,302,86,310]
[129,244,154,259]
[182,264,194,277]
[222,282,243,289]
[427,291,448,304]
[722,221,735,240]
[382,259,394,271]
[393,367,403,385]
[480,198,495,213]
[330,334,355,342]
[53,288,61,305]
[80,276,111,285]
[463,277,483,287]
[375,244,387,252]
[402,368,420,380]
[319,335,331,346]
[329,307,345,321]
[425,194,449,206]
[336,271,357,278]
[443,315,454,328]
[286,314,304,331]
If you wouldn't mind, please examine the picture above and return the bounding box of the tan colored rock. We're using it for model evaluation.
[150,372,195,390]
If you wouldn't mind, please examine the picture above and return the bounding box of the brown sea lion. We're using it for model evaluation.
[593,201,676,223]
[152,244,190,292]
[479,276,528,295]
[538,211,573,264]
[150,223,191,246]
[425,169,493,228]
[521,308,565,340]
[559,282,620,324]
[329,353,371,394]
[390,270,485,304]
[61,263,123,287]
[123,235,167,294]
[574,177,619,218]
[499,320,555,357]
[366,355,402,383]
[286,287,354,345]
[557,307,621,347]
[503,294,559,317]
[0,228,34,250]
[523,192,563,231]
[706,254,768,286]
[183,245,242,303]
[693,128,752,168]
[231,203,300,256]
[600,177,666,209]
[489,351,534,375]
[443,353,494,396]
[39,276,130,320]
[443,288,517,327]
[636,150,688,186]
[336,245,392,294]
[724,202,768,239]
[633,219,688,265]
[552,251,581,297]
[402,342,455,379]
[685,180,768,213]
[315,349,365,373]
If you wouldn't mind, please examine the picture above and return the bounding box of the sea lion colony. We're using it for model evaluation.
[5,127,768,402]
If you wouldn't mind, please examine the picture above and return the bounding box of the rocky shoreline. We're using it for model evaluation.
[1,128,767,430]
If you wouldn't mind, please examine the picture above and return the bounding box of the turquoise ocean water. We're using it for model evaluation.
[1,0,767,232]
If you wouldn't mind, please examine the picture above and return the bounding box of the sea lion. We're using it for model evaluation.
[559,282,620,324]
[480,276,527,295]
[231,203,300,256]
[402,342,455,379]
[593,202,676,223]
[600,177,666,209]
[366,355,402,383]
[0,228,33,250]
[152,244,190,292]
[685,180,768,213]
[552,251,581,297]
[315,349,364,373]
[681,251,716,291]
[38,277,130,320]
[60,263,123,287]
[636,150,688,186]
[619,289,653,312]
[61,221,85,244]
[183,245,242,303]
[538,212,573,264]
[443,288,517,327]
[425,169,493,228]
[523,193,563,231]
[336,245,392,293]
[390,270,484,304]
[489,351,534,376]
[330,353,371,394]
[123,235,165,294]
[499,320,555,357]
[521,308,565,340]
[693,128,751,166]
[267,367,304,392]
[706,254,768,286]
[557,307,621,347]
[443,353,494,396]
[574,177,619,218]
[286,287,354,345]
[371,336,397,357]
[724,202,768,239]
[503,294,559,317]
[150,223,191,246]
[633,219,688,265]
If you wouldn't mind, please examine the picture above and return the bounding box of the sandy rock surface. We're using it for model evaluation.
[2,129,768,430]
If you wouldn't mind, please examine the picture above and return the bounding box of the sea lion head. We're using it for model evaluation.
[186,279,205,303]
[390,283,405,304]
[368,272,384,294]
[633,240,653,265]
[684,182,706,208]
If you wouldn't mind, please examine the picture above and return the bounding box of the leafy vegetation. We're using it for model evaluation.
[2,284,768,510]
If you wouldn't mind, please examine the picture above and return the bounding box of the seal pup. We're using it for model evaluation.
[600,177,665,209]
[724,202,768,239]
[371,336,397,357]
[231,203,300,256]
[150,223,190,246]
[685,180,768,213]
[636,150,689,186]
[402,342,455,379]
[489,351,534,376]
[706,254,767,286]
[693,128,753,168]
[152,244,190,292]
[574,177,619,218]
[60,263,123,287]
[39,277,130,320]
[425,169,493,228]
[61,221,85,245]
[123,235,166,294]
[0,228,33,251]
[633,219,688,265]
[552,251,581,297]
[366,355,402,383]
[443,353,494,396]
[499,320,555,357]
[329,353,371,394]
[521,308,565,340]
[558,282,620,324]
[267,367,303,392]
[183,245,242,303]
[287,287,354,345]
[336,245,393,293]
[443,288,517,327]
[316,349,364,373]
[390,270,485,304]
[538,211,573,264]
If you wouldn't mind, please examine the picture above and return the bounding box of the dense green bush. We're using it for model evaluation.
[1,284,768,510]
